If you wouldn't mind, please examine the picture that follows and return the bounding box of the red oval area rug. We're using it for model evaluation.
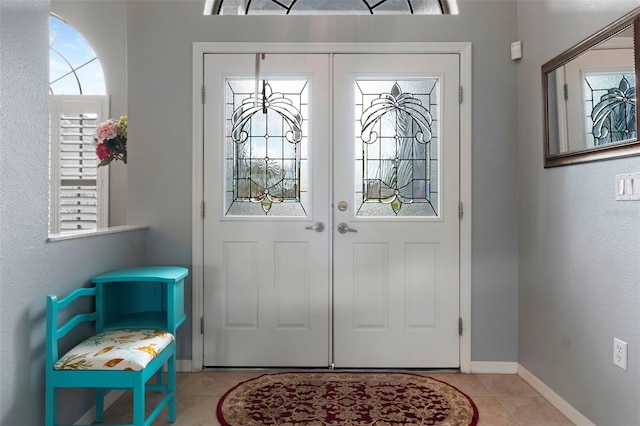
[217,372,479,425]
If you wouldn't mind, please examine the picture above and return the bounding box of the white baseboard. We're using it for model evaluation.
[163,359,193,373]
[470,361,518,374]
[517,364,595,426]
[74,390,125,425]
[176,359,193,372]
[74,360,192,424]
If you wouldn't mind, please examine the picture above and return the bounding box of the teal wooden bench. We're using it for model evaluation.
[45,266,188,426]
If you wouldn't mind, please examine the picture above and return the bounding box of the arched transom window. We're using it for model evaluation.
[206,0,458,15]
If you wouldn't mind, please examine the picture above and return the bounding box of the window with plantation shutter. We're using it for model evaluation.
[49,95,109,234]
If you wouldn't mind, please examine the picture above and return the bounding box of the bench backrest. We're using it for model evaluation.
[46,287,98,369]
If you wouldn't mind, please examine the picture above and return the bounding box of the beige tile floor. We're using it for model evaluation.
[98,371,575,425]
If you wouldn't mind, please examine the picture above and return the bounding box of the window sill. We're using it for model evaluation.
[47,225,148,242]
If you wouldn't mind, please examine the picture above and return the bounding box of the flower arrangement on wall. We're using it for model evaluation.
[94,115,127,166]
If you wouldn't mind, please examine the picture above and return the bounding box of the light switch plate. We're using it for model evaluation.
[510,41,522,60]
[615,173,640,201]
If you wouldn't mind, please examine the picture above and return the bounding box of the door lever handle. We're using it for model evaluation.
[305,222,325,233]
[337,223,358,234]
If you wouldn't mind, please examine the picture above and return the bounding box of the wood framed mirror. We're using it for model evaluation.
[542,7,640,168]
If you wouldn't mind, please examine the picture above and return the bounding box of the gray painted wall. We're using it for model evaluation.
[126,0,520,362]
[517,1,640,424]
[0,2,146,425]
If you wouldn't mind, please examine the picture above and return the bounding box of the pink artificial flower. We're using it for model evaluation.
[95,119,118,142]
[96,143,113,161]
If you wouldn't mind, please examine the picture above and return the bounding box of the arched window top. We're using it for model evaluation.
[205,0,458,15]
[49,14,106,95]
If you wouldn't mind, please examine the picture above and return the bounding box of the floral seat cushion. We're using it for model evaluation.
[53,329,174,371]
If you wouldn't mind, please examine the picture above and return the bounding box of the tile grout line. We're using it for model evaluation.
[474,374,537,426]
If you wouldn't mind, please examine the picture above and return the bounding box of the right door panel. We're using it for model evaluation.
[332,54,461,368]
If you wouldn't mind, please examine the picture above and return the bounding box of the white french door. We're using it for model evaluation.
[203,52,460,368]
[203,54,331,367]
[332,54,460,368]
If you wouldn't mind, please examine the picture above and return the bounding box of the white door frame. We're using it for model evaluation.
[191,42,472,373]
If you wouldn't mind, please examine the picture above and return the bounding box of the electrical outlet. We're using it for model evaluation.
[613,338,628,370]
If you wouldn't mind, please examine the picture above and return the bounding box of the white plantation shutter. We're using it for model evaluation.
[49,95,109,234]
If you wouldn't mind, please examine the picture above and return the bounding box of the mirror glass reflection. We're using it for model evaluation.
[547,26,636,157]
[542,7,640,168]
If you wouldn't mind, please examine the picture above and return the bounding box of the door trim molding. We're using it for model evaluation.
[191,42,473,373]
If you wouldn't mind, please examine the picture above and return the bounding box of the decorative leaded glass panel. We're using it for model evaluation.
[584,71,636,147]
[212,0,455,15]
[225,79,308,216]
[355,79,439,217]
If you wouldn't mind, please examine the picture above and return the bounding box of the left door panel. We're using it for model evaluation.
[203,54,331,367]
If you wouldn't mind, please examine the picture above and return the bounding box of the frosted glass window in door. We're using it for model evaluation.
[225,79,309,216]
[355,80,439,216]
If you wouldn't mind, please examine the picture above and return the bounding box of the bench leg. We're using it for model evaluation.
[95,389,105,423]
[45,385,56,426]
[133,378,145,426]
[168,355,176,423]
[155,368,164,387]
